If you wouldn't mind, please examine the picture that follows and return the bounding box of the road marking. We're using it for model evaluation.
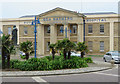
[32,77,48,83]
[93,72,120,77]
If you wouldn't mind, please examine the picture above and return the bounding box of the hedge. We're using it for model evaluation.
[10,56,92,71]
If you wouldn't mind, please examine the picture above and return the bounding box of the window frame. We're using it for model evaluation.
[60,25,64,34]
[88,25,93,34]
[73,25,77,34]
[100,41,104,52]
[24,27,28,35]
[8,27,11,35]
[88,41,93,52]
[47,26,50,34]
[100,24,104,34]
[46,42,50,51]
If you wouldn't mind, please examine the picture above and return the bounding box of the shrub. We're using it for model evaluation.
[84,57,93,63]
[10,56,92,71]
[20,55,26,59]
[37,58,50,71]
[63,58,88,69]
[45,56,53,61]
[50,59,63,70]
[10,59,20,68]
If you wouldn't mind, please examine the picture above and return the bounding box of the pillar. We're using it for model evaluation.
[77,24,84,42]
[0,22,3,37]
[37,24,44,55]
[50,24,57,44]
[110,22,114,51]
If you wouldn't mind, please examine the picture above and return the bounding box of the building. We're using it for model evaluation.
[0,7,120,55]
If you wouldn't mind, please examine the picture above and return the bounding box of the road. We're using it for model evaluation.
[1,57,120,84]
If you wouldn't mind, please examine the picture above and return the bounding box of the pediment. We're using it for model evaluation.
[38,7,84,18]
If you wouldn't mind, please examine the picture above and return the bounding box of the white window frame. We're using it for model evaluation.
[100,24,104,34]
[100,41,104,52]
[88,25,93,34]
[8,27,11,35]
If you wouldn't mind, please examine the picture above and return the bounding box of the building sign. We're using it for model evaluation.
[24,21,32,24]
[86,18,107,22]
[43,17,73,21]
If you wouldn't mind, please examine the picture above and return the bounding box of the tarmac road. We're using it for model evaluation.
[2,57,120,84]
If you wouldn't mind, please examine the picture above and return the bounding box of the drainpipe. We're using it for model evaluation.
[83,17,86,42]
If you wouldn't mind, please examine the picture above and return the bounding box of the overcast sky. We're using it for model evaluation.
[0,0,119,18]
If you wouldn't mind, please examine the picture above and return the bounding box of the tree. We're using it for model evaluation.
[67,42,76,59]
[56,38,73,60]
[20,41,34,60]
[1,34,15,69]
[76,42,88,58]
[49,43,56,60]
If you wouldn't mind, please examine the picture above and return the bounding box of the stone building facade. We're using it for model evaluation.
[0,7,120,55]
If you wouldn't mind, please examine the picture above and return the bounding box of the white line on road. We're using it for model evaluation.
[32,77,48,83]
[93,72,120,77]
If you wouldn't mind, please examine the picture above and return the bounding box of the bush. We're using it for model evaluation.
[50,59,63,70]
[10,59,20,69]
[83,57,93,63]
[10,56,92,71]
[20,55,26,59]
[37,58,50,71]
[63,57,88,69]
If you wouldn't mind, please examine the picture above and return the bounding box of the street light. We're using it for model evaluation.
[31,16,40,58]
[60,27,71,38]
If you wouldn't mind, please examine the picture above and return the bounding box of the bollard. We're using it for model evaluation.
[110,59,115,67]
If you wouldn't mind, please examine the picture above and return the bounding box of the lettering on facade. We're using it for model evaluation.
[43,17,73,21]
[24,21,32,24]
[86,18,107,22]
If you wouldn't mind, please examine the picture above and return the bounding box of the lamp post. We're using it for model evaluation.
[31,16,40,58]
[60,27,71,38]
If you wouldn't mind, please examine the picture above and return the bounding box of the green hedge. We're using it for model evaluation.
[83,57,93,63]
[10,56,92,71]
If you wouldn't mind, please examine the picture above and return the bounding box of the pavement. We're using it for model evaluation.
[1,60,116,77]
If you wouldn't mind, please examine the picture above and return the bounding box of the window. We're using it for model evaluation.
[47,42,50,51]
[88,25,93,33]
[100,24,104,33]
[47,26,50,33]
[60,26,64,33]
[24,27,28,35]
[100,41,104,51]
[73,25,77,34]
[8,27,11,35]
[88,41,93,51]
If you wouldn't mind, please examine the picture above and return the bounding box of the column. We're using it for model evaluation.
[16,25,19,45]
[77,24,84,42]
[37,24,44,55]
[110,22,114,51]
[0,22,3,37]
[50,24,57,44]
[64,24,70,39]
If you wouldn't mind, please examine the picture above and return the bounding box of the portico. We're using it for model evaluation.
[36,7,84,55]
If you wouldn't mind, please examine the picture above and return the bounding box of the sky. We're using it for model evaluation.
[0,0,119,18]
